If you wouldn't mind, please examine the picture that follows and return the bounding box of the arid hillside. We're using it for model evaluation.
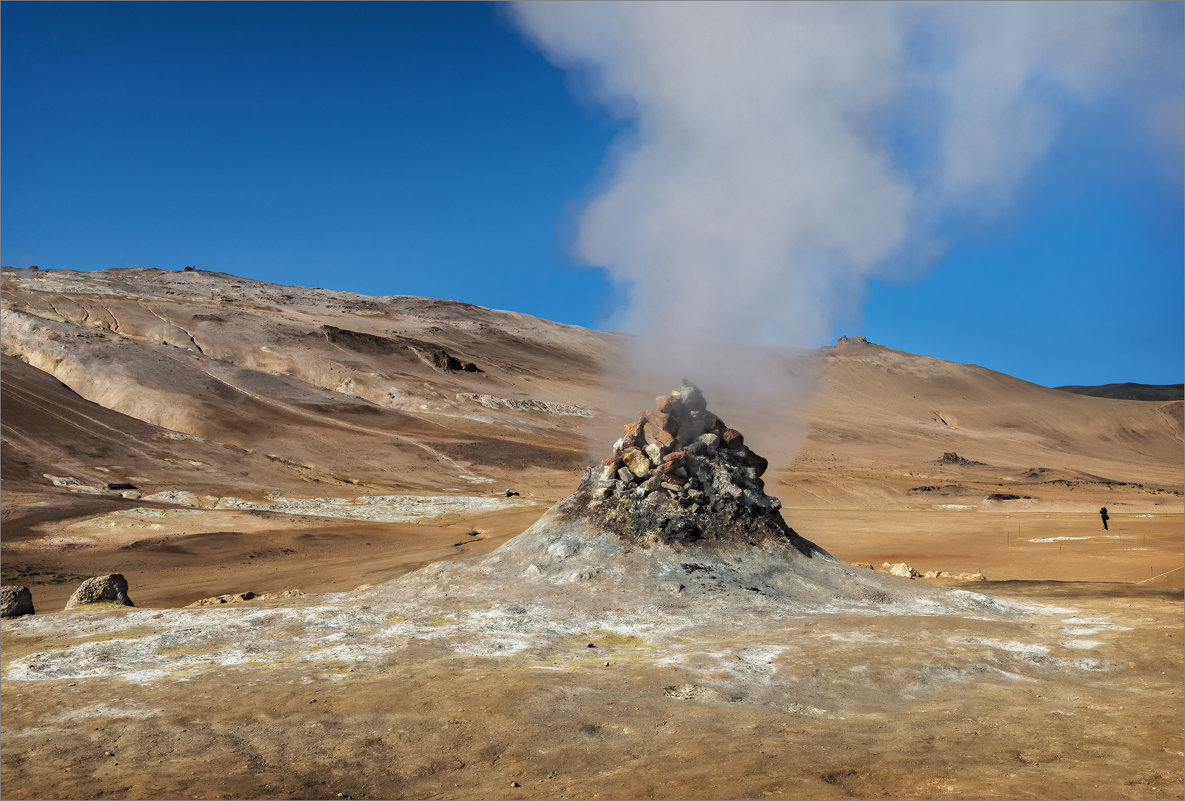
[3,266,1180,510]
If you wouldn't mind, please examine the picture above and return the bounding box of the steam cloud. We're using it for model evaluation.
[510,2,1183,462]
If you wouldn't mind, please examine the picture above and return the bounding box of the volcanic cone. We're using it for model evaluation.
[436,382,989,613]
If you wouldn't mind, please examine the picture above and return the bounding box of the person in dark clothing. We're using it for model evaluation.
[1099,506,1109,531]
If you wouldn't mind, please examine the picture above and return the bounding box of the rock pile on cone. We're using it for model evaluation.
[568,382,797,547]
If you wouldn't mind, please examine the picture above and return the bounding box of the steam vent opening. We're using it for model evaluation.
[560,381,816,555]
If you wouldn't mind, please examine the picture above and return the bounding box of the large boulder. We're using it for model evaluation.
[1,585,35,618]
[65,574,135,610]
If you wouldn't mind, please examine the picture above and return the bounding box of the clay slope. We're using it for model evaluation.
[2,267,1181,514]
[1,267,604,498]
[782,338,1183,509]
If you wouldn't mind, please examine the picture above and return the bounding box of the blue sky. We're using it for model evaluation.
[2,2,1182,387]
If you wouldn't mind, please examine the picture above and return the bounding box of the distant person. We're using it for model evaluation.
[1099,506,1109,531]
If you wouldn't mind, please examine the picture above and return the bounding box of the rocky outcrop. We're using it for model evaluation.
[1,586,35,618]
[881,563,987,581]
[186,591,258,607]
[427,349,481,373]
[940,452,985,466]
[64,574,135,610]
[457,393,595,418]
[318,325,482,373]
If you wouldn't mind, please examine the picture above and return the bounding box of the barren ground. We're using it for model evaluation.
[2,503,1181,800]
[2,268,1181,800]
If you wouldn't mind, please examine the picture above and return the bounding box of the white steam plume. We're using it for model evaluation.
[510,2,1183,462]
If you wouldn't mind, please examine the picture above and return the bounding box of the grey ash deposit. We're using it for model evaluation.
[561,382,812,553]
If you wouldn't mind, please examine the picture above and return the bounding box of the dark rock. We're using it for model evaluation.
[676,380,708,412]
[65,574,134,610]
[106,482,138,491]
[740,448,768,476]
[720,428,745,449]
[1,585,34,618]
[942,452,968,465]
[679,410,715,440]
[427,349,482,373]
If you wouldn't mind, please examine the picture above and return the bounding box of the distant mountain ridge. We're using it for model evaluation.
[1056,383,1184,401]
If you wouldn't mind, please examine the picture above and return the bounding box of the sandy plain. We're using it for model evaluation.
[1,267,1182,800]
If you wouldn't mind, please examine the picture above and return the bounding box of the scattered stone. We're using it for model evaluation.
[510,781,521,788]
[185,591,259,608]
[852,563,874,570]
[882,562,920,579]
[65,574,134,610]
[1,585,35,618]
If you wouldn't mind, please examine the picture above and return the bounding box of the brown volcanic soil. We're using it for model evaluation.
[0,581,1180,801]
[2,267,1183,800]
